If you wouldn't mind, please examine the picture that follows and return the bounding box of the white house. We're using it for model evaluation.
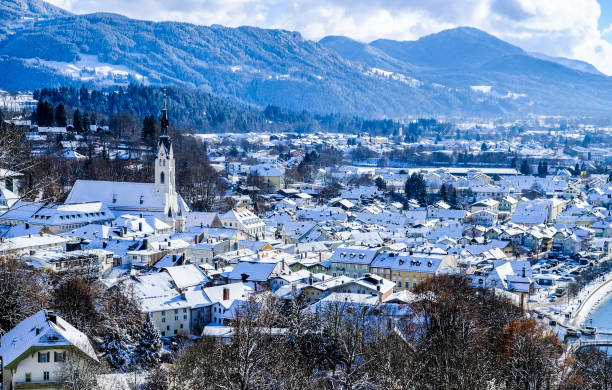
[0,310,98,390]
[219,208,266,238]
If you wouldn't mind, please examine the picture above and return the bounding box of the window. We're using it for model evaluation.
[183,308,187,313]
[38,351,50,363]
[160,172,165,184]
[175,315,179,321]
[25,373,31,383]
[180,323,183,329]
[183,314,187,320]
[54,351,66,362]
[162,317,166,323]
[44,371,50,381]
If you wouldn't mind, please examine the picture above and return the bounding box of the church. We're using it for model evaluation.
[65,105,189,232]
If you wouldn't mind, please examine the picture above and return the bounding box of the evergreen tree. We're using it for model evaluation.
[82,113,91,132]
[133,315,162,369]
[405,173,427,206]
[142,115,157,144]
[480,142,488,151]
[375,177,386,191]
[439,183,447,202]
[73,109,83,133]
[520,160,531,175]
[55,104,67,127]
[79,85,89,105]
[101,328,131,371]
[449,185,458,207]
[36,100,54,127]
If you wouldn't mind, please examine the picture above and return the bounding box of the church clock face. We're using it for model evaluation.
[160,152,165,157]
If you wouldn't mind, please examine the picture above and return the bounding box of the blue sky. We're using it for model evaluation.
[600,0,612,40]
[47,0,612,74]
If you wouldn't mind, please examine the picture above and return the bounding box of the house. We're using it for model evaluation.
[301,274,395,303]
[226,260,289,288]
[0,233,69,256]
[185,240,231,267]
[0,310,98,390]
[22,249,114,279]
[219,208,266,239]
[64,108,189,232]
[329,246,382,278]
[249,165,284,193]
[470,198,499,213]
[498,196,519,213]
[131,265,209,337]
[184,212,223,229]
[370,251,457,291]
[472,210,498,227]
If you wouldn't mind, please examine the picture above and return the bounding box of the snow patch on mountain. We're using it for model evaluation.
[25,54,146,85]
[365,68,421,88]
[470,85,492,93]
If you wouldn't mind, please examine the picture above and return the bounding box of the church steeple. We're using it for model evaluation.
[158,89,172,154]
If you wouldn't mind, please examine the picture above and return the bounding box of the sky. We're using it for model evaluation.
[46,0,612,75]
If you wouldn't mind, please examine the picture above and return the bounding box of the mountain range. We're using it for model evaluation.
[1,0,611,118]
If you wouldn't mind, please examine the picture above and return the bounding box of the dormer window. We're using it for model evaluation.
[112,194,117,203]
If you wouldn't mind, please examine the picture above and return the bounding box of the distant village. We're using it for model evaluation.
[2,100,612,388]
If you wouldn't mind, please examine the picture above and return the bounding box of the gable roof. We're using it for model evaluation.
[0,310,97,369]
[66,180,164,211]
[227,261,278,282]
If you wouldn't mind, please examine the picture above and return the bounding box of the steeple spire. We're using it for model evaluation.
[160,88,169,137]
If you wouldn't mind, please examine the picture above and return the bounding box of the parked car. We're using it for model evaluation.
[549,320,557,326]
[566,328,580,338]
[581,326,597,335]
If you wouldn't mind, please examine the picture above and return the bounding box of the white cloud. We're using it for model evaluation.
[45,0,612,74]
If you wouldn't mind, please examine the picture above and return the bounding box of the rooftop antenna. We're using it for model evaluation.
[163,88,167,110]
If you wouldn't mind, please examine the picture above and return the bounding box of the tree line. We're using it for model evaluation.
[145,275,612,390]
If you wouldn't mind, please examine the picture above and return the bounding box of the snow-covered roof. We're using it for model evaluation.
[0,310,97,368]
[227,261,278,282]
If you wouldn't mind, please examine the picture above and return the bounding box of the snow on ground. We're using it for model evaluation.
[532,271,612,328]
[503,91,527,99]
[98,372,147,390]
[470,85,492,93]
[26,54,146,85]
[365,68,421,88]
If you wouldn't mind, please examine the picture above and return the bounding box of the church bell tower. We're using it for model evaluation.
[155,96,175,196]
[154,92,184,231]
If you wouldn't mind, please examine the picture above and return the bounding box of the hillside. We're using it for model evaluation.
[0,1,611,118]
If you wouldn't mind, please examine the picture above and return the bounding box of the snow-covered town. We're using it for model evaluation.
[1,98,612,388]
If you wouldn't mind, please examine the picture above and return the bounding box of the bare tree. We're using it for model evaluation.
[56,349,104,390]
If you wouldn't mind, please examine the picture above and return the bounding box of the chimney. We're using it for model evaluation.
[122,226,127,235]
[223,287,230,301]
[194,235,199,244]
[140,213,144,218]
[138,222,142,232]
[522,266,526,278]
[47,311,57,324]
